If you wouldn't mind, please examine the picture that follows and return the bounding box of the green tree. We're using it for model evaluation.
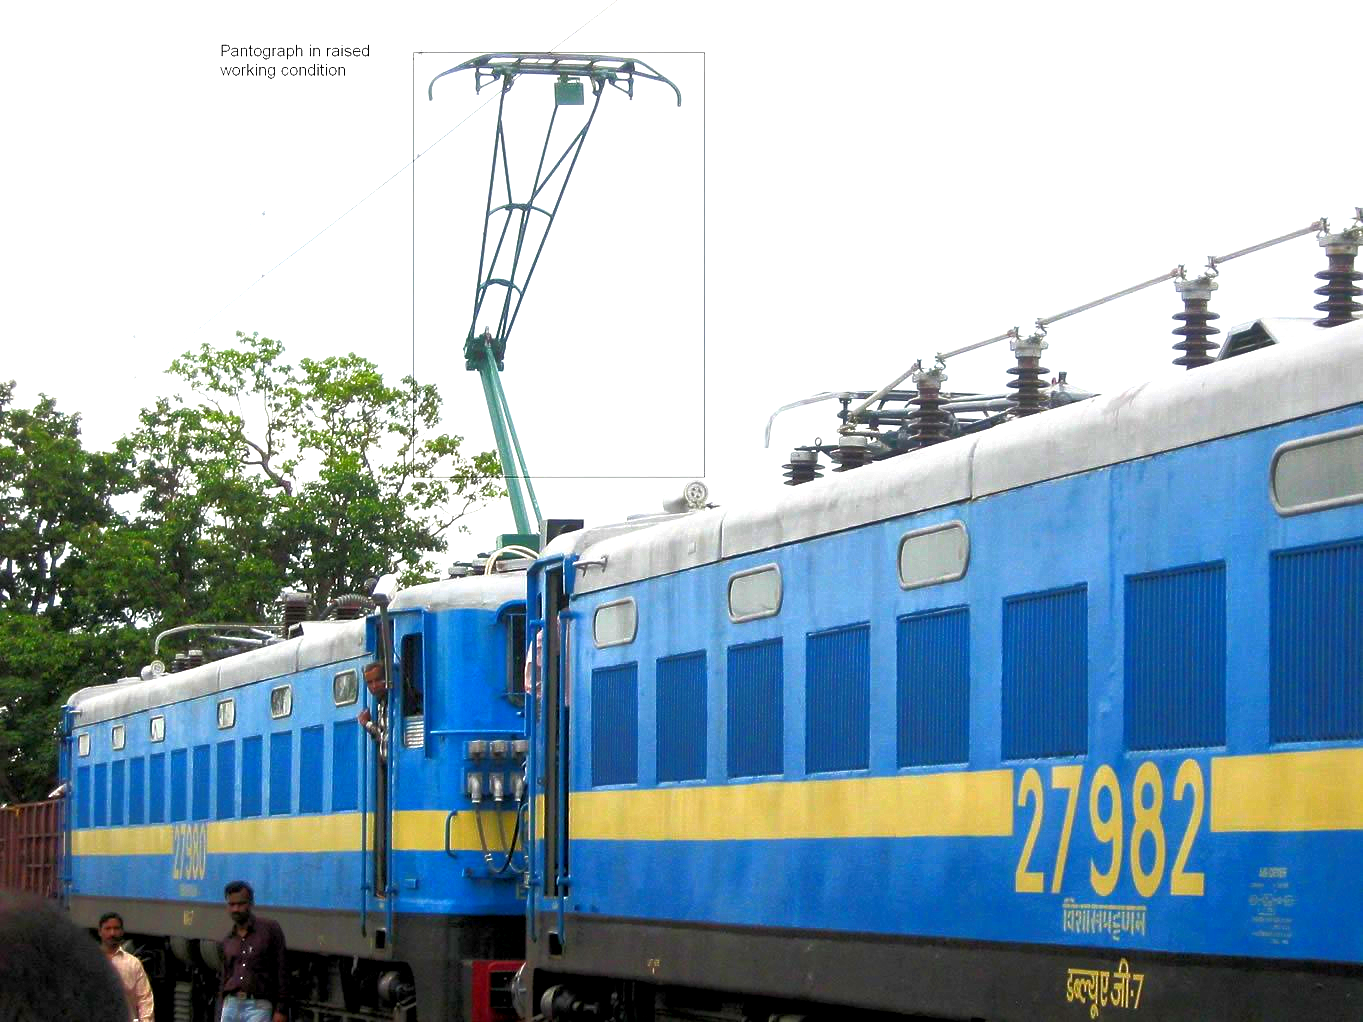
[123,332,502,623]
[0,383,135,801]
[0,338,501,801]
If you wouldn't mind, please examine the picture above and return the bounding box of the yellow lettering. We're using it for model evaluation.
[1130,761,1166,897]
[1014,768,1045,893]
[1049,765,1083,893]
[1170,758,1206,896]
[1089,765,1123,897]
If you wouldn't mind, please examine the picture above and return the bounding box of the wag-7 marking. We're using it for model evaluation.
[1015,758,1205,898]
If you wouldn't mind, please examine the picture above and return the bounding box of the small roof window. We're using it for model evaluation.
[593,599,638,648]
[728,564,782,622]
[898,521,969,590]
[270,685,293,719]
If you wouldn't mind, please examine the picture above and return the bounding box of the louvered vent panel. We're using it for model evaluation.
[216,741,236,820]
[403,715,425,750]
[331,720,359,811]
[807,624,870,773]
[170,748,187,822]
[897,607,970,767]
[1125,563,1226,750]
[92,763,108,827]
[591,663,639,786]
[1003,585,1088,759]
[148,753,166,824]
[110,760,125,827]
[1271,539,1363,742]
[239,738,261,818]
[76,766,90,828]
[127,757,145,825]
[657,651,707,782]
[727,639,783,778]
[299,725,324,812]
[269,732,292,816]
[192,744,211,821]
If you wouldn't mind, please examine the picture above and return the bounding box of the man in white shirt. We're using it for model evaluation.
[99,911,155,1022]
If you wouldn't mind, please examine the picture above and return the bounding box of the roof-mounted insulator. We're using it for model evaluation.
[448,563,472,578]
[280,590,310,637]
[327,595,369,620]
[782,448,822,486]
[1314,229,1363,327]
[832,434,872,472]
[1172,275,1221,368]
[908,366,951,447]
[184,649,204,670]
[1007,333,1050,416]
[171,652,188,674]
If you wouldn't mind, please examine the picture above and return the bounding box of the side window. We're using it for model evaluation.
[593,599,637,648]
[898,521,969,589]
[332,670,359,707]
[728,564,782,622]
[111,724,126,751]
[401,633,425,750]
[270,685,293,720]
[1271,426,1363,515]
[78,733,91,757]
[150,716,166,743]
[217,699,236,729]
[506,609,527,705]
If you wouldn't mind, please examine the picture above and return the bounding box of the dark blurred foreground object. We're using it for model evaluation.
[0,893,126,1022]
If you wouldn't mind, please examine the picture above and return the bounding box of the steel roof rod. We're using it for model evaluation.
[846,215,1338,425]
[1205,218,1327,273]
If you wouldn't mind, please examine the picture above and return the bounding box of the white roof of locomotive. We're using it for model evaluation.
[67,571,526,726]
[570,319,1363,595]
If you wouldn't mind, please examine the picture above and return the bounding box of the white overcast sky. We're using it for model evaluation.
[3,1,1359,563]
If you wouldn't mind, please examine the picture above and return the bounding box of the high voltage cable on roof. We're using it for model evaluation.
[847,216,1342,424]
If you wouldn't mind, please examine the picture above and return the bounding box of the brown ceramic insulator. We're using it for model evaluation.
[1313,233,1363,327]
[1172,277,1221,368]
[782,449,822,486]
[908,368,951,447]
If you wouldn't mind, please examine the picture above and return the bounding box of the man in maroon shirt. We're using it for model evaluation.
[219,881,288,1022]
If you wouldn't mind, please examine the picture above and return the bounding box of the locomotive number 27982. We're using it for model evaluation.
[1014,758,1206,899]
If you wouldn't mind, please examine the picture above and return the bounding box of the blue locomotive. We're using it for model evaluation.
[521,313,1363,1020]
[62,569,530,1021]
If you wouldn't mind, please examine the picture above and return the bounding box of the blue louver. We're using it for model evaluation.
[110,760,125,827]
[728,639,783,778]
[1003,585,1088,759]
[127,757,145,826]
[807,624,870,773]
[217,741,236,820]
[1271,538,1363,742]
[240,737,262,818]
[299,726,324,813]
[92,763,107,827]
[148,753,165,824]
[592,663,639,786]
[332,720,359,811]
[192,744,211,821]
[657,651,707,782]
[169,749,187,822]
[897,607,970,767]
[1126,563,1226,750]
[269,732,292,816]
[76,766,90,829]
